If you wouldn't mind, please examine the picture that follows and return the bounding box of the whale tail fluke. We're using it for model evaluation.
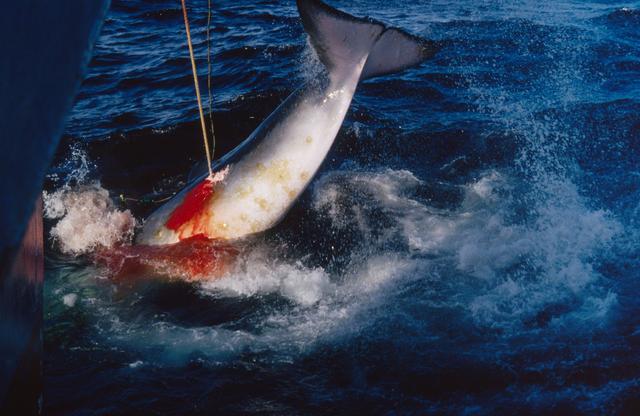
[297,0,437,82]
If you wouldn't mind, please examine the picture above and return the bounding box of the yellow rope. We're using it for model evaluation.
[180,0,213,178]
[206,0,217,161]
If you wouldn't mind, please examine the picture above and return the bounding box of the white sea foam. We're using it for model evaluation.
[62,293,78,307]
[312,167,621,330]
[87,238,419,362]
[45,143,137,255]
[200,248,334,306]
[44,183,136,255]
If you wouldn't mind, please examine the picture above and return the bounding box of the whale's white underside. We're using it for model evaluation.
[138,0,436,245]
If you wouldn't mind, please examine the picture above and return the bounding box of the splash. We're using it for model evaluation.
[44,161,237,280]
[44,141,236,280]
[313,168,621,331]
[44,183,136,255]
[43,164,624,369]
[201,248,333,306]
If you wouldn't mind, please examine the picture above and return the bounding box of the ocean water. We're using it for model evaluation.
[44,0,640,414]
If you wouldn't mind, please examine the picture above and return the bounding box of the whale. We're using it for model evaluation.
[137,0,437,245]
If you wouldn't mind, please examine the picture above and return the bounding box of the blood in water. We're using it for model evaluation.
[94,234,239,281]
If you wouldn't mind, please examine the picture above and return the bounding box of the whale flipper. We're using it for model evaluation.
[297,0,437,81]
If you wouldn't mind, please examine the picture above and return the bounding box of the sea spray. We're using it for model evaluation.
[44,183,136,255]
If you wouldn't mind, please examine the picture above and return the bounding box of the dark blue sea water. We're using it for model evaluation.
[44,0,640,414]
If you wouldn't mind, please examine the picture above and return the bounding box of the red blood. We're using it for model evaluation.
[165,178,215,232]
[93,234,239,281]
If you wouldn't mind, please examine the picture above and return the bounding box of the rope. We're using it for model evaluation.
[120,193,176,204]
[206,0,217,161]
[180,0,213,179]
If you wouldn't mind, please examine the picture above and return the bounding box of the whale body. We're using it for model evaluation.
[138,0,437,245]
